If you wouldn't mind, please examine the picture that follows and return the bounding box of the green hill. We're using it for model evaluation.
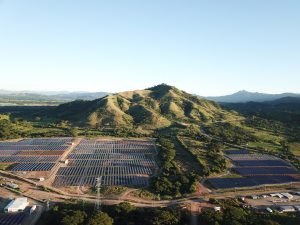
[51,84,230,131]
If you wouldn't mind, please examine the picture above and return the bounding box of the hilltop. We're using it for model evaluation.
[52,84,230,131]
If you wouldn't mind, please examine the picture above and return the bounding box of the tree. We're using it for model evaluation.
[151,209,180,225]
[113,202,137,225]
[87,212,113,225]
[260,220,280,225]
[61,210,87,225]
[69,127,79,137]
[199,208,223,225]
[223,207,246,225]
[115,202,136,214]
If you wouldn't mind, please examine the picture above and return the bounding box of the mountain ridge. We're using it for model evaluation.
[52,84,227,132]
[205,90,300,103]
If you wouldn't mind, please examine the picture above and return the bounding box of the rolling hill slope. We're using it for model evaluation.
[52,84,230,131]
[223,97,300,125]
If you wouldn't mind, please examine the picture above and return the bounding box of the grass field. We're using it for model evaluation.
[289,142,300,156]
[247,141,282,152]
[0,163,11,170]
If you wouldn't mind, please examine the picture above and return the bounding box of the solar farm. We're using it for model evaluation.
[0,138,74,177]
[0,138,158,188]
[53,139,158,188]
[207,150,300,189]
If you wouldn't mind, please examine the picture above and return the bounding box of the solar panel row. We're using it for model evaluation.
[233,167,299,175]
[225,149,249,154]
[234,160,291,167]
[207,176,300,189]
[10,163,55,171]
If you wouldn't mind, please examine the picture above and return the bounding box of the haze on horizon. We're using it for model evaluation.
[0,0,299,96]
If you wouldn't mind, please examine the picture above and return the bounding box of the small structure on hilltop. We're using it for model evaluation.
[4,198,29,213]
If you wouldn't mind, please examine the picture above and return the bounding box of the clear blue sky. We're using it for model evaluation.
[0,0,299,96]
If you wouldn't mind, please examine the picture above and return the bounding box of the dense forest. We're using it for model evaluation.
[37,201,300,225]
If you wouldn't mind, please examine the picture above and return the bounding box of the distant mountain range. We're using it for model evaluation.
[205,90,300,103]
[0,90,109,105]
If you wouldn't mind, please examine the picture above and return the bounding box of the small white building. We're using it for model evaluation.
[4,198,29,213]
[281,193,293,200]
[213,207,221,212]
[279,206,295,213]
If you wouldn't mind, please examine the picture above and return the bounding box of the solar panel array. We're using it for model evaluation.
[228,154,299,176]
[0,138,73,171]
[225,149,249,155]
[10,163,55,171]
[234,160,291,167]
[0,210,28,225]
[207,176,299,189]
[234,167,299,176]
[53,139,157,188]
[207,150,300,189]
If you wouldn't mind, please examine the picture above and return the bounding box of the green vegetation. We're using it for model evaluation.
[0,163,10,170]
[177,136,227,176]
[0,114,33,140]
[38,201,300,225]
[278,141,300,170]
[87,212,113,225]
[205,122,257,145]
[61,210,87,225]
[100,186,128,195]
[38,202,188,225]
[289,142,300,156]
[51,84,227,132]
[150,137,197,198]
[224,98,300,126]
